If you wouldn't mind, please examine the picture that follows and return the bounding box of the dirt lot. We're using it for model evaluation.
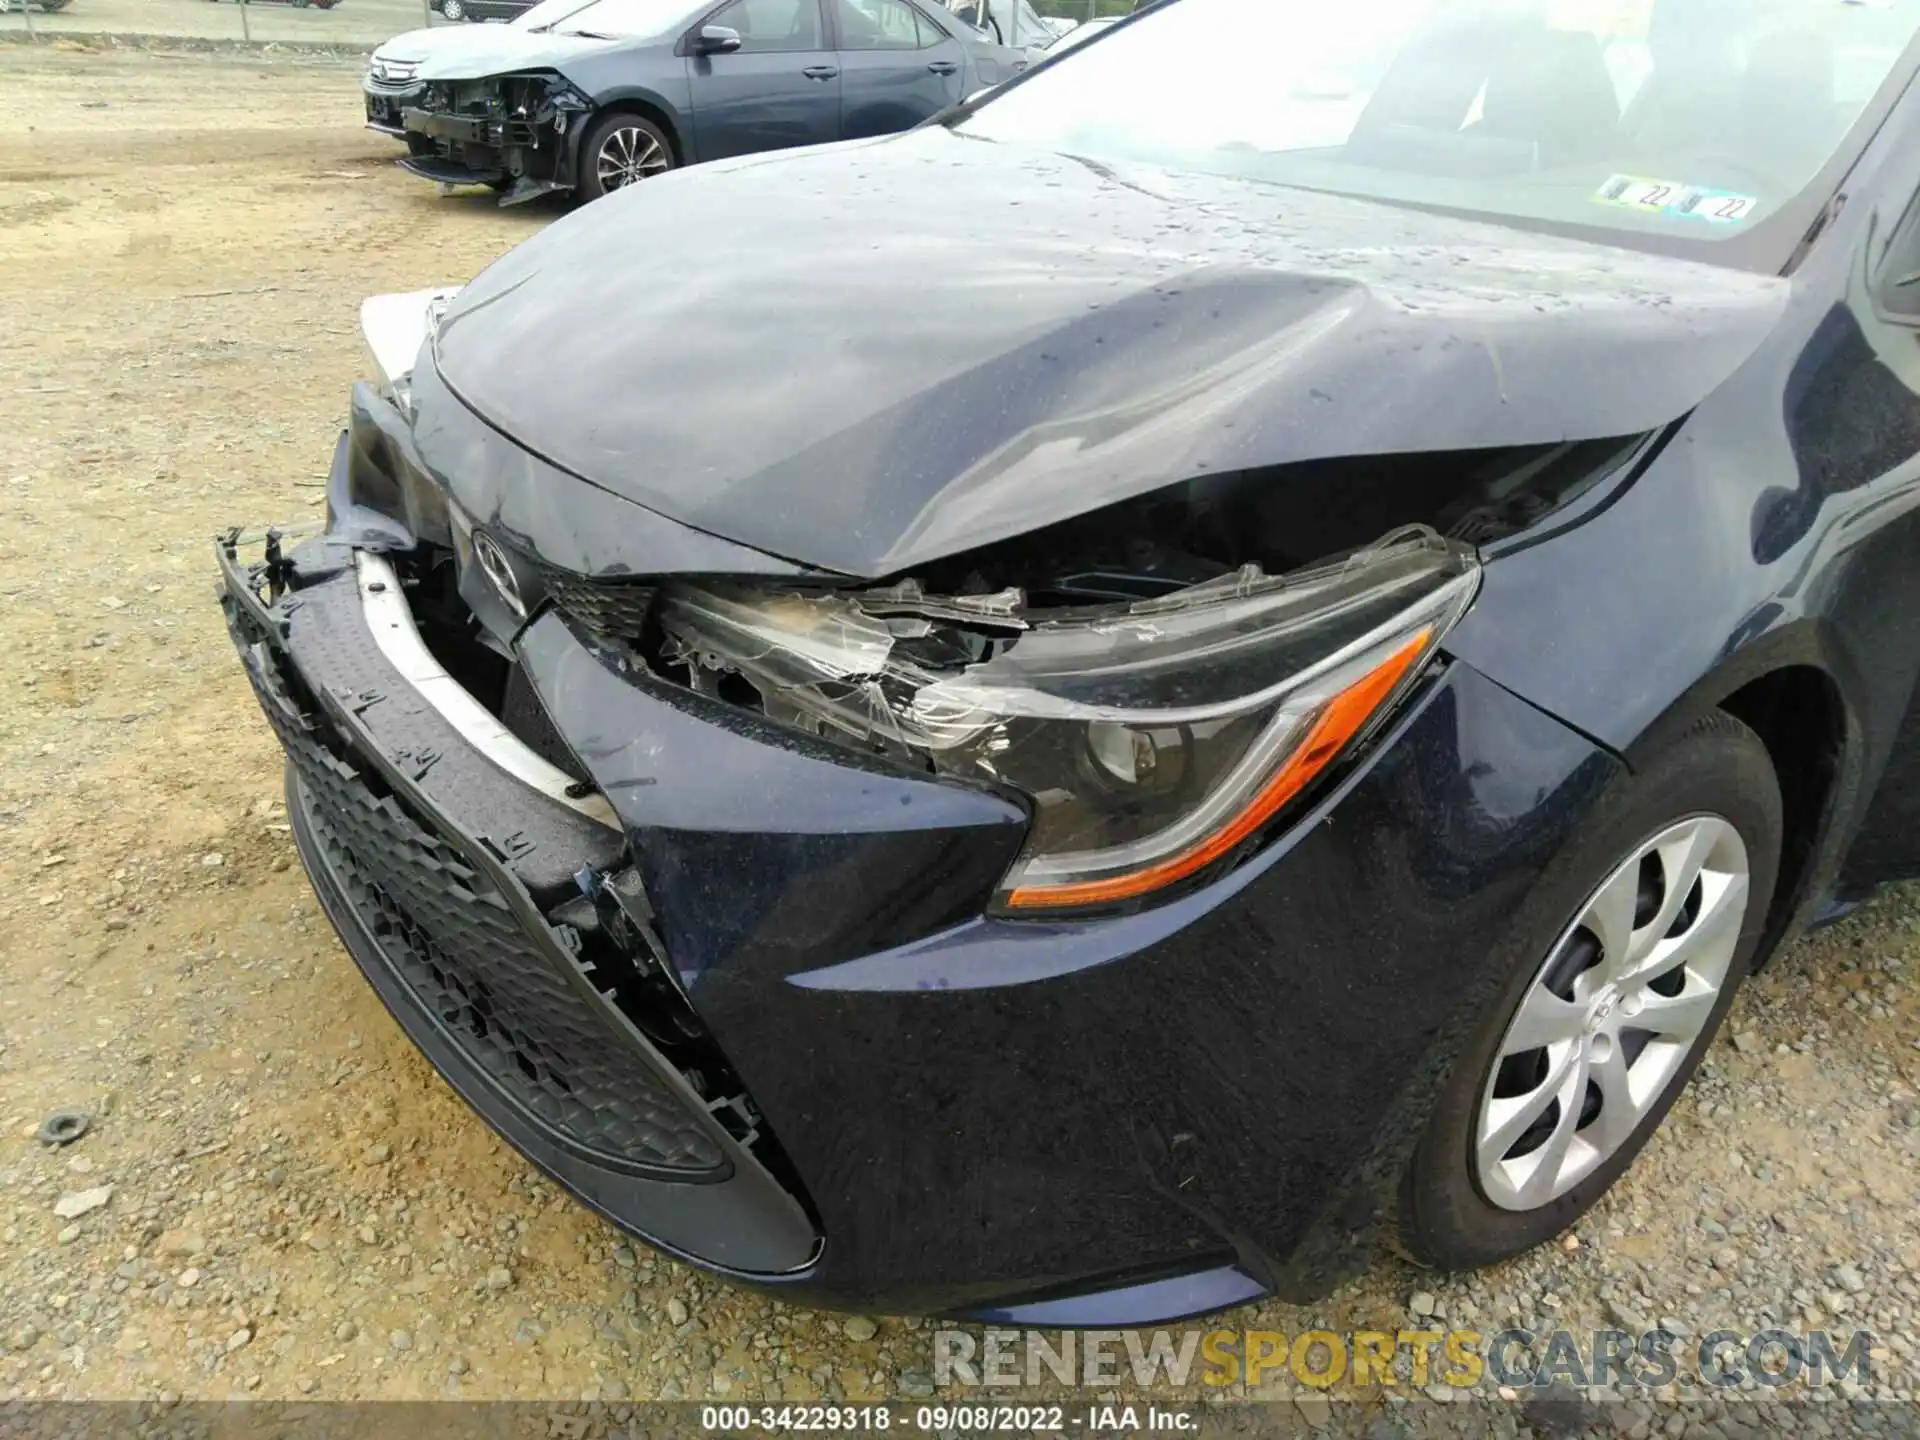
[3,37,1920,1428]
[6,0,450,47]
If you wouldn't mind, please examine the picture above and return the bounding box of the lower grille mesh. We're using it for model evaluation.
[253,663,724,1175]
[541,570,656,643]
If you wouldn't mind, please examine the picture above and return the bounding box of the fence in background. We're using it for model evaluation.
[5,0,1138,52]
[1034,0,1136,24]
[3,0,450,50]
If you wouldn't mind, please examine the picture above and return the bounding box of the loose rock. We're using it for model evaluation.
[51,1185,112,1220]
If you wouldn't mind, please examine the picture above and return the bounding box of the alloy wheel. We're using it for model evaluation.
[596,126,670,191]
[441,0,464,17]
[1475,815,1750,1211]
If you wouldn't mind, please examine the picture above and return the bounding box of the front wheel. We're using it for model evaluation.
[1400,710,1782,1271]
[577,111,674,203]
[439,0,465,18]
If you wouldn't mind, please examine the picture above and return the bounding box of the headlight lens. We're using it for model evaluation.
[655,527,1478,915]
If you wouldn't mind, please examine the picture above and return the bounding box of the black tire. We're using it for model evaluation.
[576,110,675,204]
[1400,710,1782,1271]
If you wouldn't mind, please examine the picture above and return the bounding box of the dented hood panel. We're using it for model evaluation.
[432,128,1791,578]
[373,24,614,79]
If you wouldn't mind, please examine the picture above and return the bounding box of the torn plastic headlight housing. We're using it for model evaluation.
[656,528,1478,916]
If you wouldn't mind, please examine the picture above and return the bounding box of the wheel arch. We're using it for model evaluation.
[576,92,686,170]
[1716,665,1850,970]
[1625,622,1862,973]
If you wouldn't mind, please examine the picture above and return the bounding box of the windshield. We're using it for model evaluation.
[525,0,695,37]
[511,0,598,27]
[962,0,1920,254]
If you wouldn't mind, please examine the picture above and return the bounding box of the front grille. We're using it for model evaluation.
[542,570,656,643]
[246,653,725,1176]
[366,63,421,90]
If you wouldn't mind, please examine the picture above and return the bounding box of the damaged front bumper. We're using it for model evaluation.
[213,371,1627,1318]
[216,524,821,1278]
[397,73,590,203]
[363,66,424,138]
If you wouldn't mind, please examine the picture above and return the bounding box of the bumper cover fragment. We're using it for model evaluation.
[216,531,820,1276]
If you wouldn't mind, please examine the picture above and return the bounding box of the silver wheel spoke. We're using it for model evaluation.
[1501,986,1586,1054]
[1512,1051,1591,1208]
[1630,977,1718,1042]
[1625,869,1746,991]
[1478,1041,1579,1174]
[1582,1042,1643,1156]
[1643,821,1718,948]
[1583,862,1640,979]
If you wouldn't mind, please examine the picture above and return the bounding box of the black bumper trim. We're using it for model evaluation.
[399,155,508,186]
[219,536,821,1276]
[288,766,822,1276]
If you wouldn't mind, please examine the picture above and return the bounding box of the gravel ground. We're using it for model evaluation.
[2,38,1919,1434]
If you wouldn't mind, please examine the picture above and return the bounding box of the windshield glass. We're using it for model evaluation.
[535,0,695,37]
[512,0,599,27]
[962,0,1920,249]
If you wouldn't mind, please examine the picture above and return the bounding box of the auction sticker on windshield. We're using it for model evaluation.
[1594,174,1758,224]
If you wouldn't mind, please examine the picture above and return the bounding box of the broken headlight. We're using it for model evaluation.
[656,528,1478,915]
[360,287,458,419]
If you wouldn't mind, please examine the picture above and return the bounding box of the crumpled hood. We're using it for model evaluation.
[372,24,613,78]
[432,128,1791,578]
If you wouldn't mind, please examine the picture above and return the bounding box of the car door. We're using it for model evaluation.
[830,0,965,141]
[1830,169,1920,895]
[685,0,841,161]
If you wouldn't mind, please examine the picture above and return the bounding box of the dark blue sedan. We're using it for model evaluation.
[226,0,1920,1324]
[386,0,1030,203]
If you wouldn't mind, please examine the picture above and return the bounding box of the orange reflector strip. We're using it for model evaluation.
[1003,629,1433,911]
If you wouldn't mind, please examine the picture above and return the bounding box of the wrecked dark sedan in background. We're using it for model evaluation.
[394,0,1029,203]
[434,0,543,21]
[221,0,1920,1321]
[364,0,600,138]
